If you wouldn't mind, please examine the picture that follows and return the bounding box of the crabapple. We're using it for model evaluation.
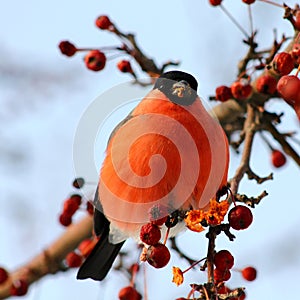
[228,205,253,230]
[271,150,286,168]
[146,243,170,268]
[84,50,106,71]
[140,223,161,245]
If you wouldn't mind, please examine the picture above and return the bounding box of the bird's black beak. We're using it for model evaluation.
[171,80,192,98]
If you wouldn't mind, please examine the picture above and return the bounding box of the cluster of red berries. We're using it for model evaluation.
[210,203,254,297]
[214,49,300,119]
[277,48,300,120]
[215,266,257,299]
[215,77,254,102]
[0,267,29,297]
[140,221,171,269]
[58,177,94,227]
[58,15,135,75]
[213,250,257,299]
[214,249,234,283]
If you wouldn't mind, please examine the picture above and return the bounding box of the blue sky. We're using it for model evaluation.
[1,1,300,299]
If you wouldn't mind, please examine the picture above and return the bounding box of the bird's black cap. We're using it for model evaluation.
[154,70,198,105]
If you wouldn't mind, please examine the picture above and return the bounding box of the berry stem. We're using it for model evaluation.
[182,257,207,274]
[129,264,138,287]
[187,288,195,299]
[227,188,237,207]
[220,4,249,38]
[258,0,285,8]
[143,263,148,300]
[248,5,254,40]
[77,46,123,52]
[163,227,170,245]
[295,64,300,77]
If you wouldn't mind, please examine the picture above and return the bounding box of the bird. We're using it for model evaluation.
[77,70,229,281]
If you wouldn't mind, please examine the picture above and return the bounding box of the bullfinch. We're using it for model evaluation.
[77,70,229,281]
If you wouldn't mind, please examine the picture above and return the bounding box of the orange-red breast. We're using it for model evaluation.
[77,71,229,281]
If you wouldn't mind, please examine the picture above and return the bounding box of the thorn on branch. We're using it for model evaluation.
[235,190,269,208]
[246,168,273,184]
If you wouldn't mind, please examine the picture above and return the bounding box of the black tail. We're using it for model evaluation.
[77,190,125,281]
[76,229,124,280]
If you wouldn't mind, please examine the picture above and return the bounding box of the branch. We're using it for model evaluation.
[0,216,93,299]
[229,104,256,195]
[111,26,178,77]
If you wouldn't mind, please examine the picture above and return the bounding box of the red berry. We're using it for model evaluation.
[59,213,72,227]
[86,201,94,215]
[58,40,77,57]
[273,52,294,75]
[228,205,253,230]
[70,194,82,206]
[231,80,253,100]
[277,75,300,106]
[214,268,231,283]
[255,74,277,94]
[209,0,223,6]
[242,0,255,4]
[146,243,170,268]
[151,216,168,226]
[65,252,83,268]
[118,286,142,300]
[10,280,28,296]
[214,250,234,271]
[72,177,85,189]
[78,238,96,257]
[84,50,106,72]
[140,223,161,245]
[242,266,257,281]
[294,10,300,30]
[95,15,113,30]
[117,60,133,73]
[271,150,286,168]
[0,267,9,284]
[215,85,233,102]
[63,198,80,216]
